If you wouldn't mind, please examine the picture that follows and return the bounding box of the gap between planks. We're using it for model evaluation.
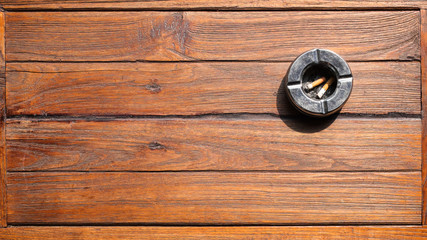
[5,113,422,121]
[3,223,425,227]
[5,170,423,173]
[1,226,427,240]
[1,8,424,12]
[4,60,421,64]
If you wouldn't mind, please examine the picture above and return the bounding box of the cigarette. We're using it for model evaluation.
[305,77,326,90]
[317,77,335,99]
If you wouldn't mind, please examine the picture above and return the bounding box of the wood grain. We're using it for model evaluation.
[2,0,427,10]
[0,11,6,228]
[5,11,420,61]
[6,118,421,171]
[422,9,427,225]
[6,62,421,116]
[6,172,422,224]
[2,226,427,240]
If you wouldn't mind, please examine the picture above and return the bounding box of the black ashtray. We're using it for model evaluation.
[285,49,353,117]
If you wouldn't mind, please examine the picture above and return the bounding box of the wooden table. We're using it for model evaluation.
[1,0,427,239]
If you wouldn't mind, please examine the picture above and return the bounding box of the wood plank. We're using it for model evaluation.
[0,11,6,228]
[2,0,427,10]
[6,172,422,224]
[5,11,420,61]
[422,9,427,226]
[2,226,427,240]
[6,118,421,171]
[6,62,421,116]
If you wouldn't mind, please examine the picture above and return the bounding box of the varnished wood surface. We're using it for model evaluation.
[3,0,427,10]
[2,226,427,240]
[5,11,420,61]
[6,62,421,116]
[6,172,421,224]
[0,11,6,228]
[2,0,425,234]
[6,117,421,171]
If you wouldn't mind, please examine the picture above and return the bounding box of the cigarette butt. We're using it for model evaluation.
[317,77,335,99]
[306,77,326,90]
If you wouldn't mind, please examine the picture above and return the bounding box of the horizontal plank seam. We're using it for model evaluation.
[5,59,421,64]
[5,113,422,121]
[7,168,423,173]
[2,8,422,12]
[6,222,423,227]
[3,225,426,228]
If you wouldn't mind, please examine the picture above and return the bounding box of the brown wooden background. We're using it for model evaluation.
[1,0,427,239]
